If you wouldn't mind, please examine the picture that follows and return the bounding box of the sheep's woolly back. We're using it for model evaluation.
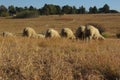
[23,27,37,38]
[86,25,105,40]
[61,28,75,39]
[37,34,45,38]
[45,28,60,38]
[75,25,86,39]
[2,32,14,37]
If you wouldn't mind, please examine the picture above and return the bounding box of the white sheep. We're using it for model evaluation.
[61,28,75,39]
[45,28,60,38]
[23,27,37,38]
[85,25,105,40]
[75,25,86,40]
[2,32,14,37]
[37,34,45,38]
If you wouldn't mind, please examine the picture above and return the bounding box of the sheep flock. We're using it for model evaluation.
[1,24,105,41]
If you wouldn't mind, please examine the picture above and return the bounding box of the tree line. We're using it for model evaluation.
[0,4,119,17]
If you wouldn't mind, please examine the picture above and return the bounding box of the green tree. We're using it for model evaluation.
[110,10,119,13]
[15,10,39,18]
[0,5,8,17]
[24,6,28,10]
[71,6,77,14]
[15,7,24,13]
[38,8,42,15]
[8,5,16,16]
[62,5,72,14]
[78,6,86,14]
[55,5,61,14]
[42,4,50,15]
[41,4,61,15]
[92,6,98,13]
[89,7,93,13]
[89,6,98,14]
[29,6,37,11]
[48,4,57,14]
[103,4,110,13]
[99,4,110,13]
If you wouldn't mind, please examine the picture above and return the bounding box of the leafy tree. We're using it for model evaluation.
[29,6,34,10]
[89,6,98,14]
[71,6,77,14]
[38,8,42,15]
[98,8,103,13]
[41,4,61,15]
[15,7,24,13]
[0,5,8,17]
[78,6,86,14]
[92,6,98,13]
[103,4,110,13]
[8,5,16,16]
[0,5,7,12]
[42,4,50,15]
[14,10,39,18]
[55,5,61,14]
[110,10,119,13]
[99,4,110,13]
[48,4,57,14]
[29,6,37,11]
[24,6,28,10]
[89,7,93,13]
[62,5,72,14]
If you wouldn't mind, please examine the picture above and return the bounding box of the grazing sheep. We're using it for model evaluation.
[61,28,75,39]
[85,25,105,40]
[37,34,45,38]
[45,28,60,38]
[2,32,14,37]
[23,27,37,38]
[75,25,86,40]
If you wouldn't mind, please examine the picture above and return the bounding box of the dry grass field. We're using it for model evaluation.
[0,14,120,35]
[0,14,120,80]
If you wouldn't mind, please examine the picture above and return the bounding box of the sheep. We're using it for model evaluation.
[37,34,45,38]
[23,27,37,38]
[75,25,86,40]
[61,28,75,39]
[85,25,105,40]
[45,28,60,38]
[2,32,14,37]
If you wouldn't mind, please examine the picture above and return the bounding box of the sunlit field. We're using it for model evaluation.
[0,14,120,80]
[0,14,120,34]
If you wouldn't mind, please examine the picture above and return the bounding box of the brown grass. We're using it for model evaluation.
[0,14,120,34]
[0,14,120,80]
